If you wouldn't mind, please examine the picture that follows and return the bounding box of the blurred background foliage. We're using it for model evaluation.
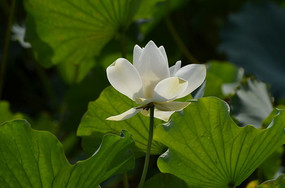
[1,0,285,187]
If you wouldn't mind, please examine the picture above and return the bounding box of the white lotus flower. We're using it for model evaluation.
[106,41,206,122]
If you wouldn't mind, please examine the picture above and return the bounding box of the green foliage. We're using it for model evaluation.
[259,146,283,180]
[3,0,285,186]
[24,0,141,83]
[144,173,187,188]
[23,0,169,83]
[0,101,24,124]
[77,86,166,157]
[257,175,285,188]
[204,61,244,98]
[155,97,285,187]
[0,120,135,187]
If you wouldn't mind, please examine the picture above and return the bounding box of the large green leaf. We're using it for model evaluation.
[24,0,168,83]
[0,120,134,187]
[77,86,166,157]
[0,101,23,124]
[24,0,141,83]
[155,97,285,187]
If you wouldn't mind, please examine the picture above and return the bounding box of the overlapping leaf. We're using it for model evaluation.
[0,101,24,124]
[257,175,285,188]
[77,86,166,157]
[0,120,134,187]
[156,97,285,187]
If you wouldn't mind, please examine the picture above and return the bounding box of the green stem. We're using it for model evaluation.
[164,16,200,64]
[0,0,16,99]
[138,105,155,188]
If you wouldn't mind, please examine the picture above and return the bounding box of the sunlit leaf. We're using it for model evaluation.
[257,175,285,188]
[77,86,166,157]
[156,97,285,187]
[219,2,285,98]
[0,120,134,187]
[0,101,23,124]
[259,147,283,180]
[231,78,273,128]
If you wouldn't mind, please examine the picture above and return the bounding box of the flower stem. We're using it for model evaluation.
[138,105,155,188]
[0,0,16,99]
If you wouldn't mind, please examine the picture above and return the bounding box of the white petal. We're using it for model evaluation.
[169,61,181,76]
[133,45,143,67]
[175,64,206,98]
[106,108,142,121]
[134,41,170,98]
[141,108,175,122]
[159,46,168,63]
[106,58,143,100]
[153,77,188,102]
[155,101,190,111]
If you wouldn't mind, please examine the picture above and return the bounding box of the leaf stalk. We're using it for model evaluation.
[138,104,155,188]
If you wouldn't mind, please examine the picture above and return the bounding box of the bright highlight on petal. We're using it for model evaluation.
[106,108,142,121]
[106,40,206,122]
[107,58,143,100]
[154,77,188,102]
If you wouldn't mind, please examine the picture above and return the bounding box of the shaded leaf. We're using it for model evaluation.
[138,0,187,35]
[257,175,285,188]
[156,97,285,187]
[77,86,166,157]
[24,0,141,83]
[219,2,285,98]
[0,120,134,187]
[231,78,273,128]
[0,100,24,124]
[144,173,187,188]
